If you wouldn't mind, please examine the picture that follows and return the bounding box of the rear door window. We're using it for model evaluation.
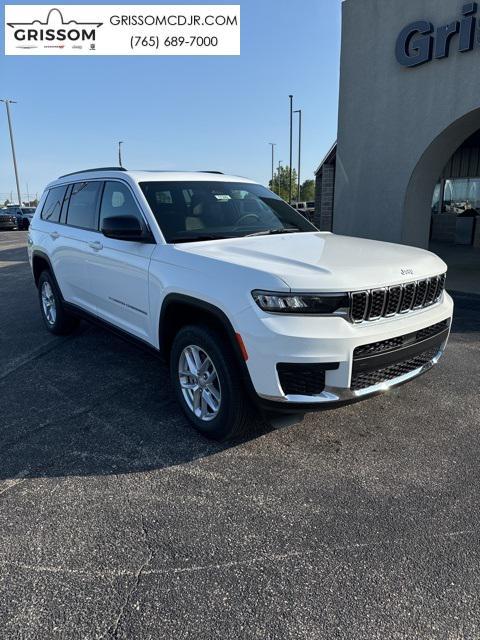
[66,182,102,230]
[41,186,68,223]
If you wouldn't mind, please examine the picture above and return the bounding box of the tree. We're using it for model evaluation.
[300,179,315,202]
[269,165,297,202]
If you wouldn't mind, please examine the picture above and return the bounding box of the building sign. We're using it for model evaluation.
[396,2,477,67]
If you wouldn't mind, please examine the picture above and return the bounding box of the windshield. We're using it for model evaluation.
[139,181,317,243]
[22,208,35,213]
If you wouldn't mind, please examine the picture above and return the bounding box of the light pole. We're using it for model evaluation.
[288,95,293,204]
[294,109,302,203]
[278,160,283,197]
[118,141,124,167]
[1,99,22,206]
[268,143,276,191]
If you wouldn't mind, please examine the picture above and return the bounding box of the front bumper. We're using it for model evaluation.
[236,292,454,407]
[0,220,17,229]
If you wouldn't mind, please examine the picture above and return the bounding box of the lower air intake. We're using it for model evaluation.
[350,347,439,392]
[277,362,339,396]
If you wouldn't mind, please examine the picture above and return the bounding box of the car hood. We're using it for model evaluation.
[177,232,447,292]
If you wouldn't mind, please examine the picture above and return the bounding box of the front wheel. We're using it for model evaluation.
[170,325,254,440]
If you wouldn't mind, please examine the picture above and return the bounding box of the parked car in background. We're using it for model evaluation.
[0,209,18,230]
[5,205,36,229]
[293,202,315,223]
[293,201,307,213]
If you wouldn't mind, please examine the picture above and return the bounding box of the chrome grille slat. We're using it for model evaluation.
[424,277,439,306]
[350,291,368,323]
[367,288,387,320]
[349,274,446,324]
[399,282,416,313]
[385,286,402,317]
[413,279,429,309]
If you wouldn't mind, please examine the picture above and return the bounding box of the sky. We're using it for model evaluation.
[0,0,342,201]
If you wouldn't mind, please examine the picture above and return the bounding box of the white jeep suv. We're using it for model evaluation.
[28,168,453,439]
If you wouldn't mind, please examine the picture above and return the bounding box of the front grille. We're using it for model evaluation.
[353,319,450,359]
[277,363,339,396]
[351,347,439,391]
[350,274,446,323]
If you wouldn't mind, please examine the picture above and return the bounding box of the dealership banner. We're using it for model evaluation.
[4,5,240,55]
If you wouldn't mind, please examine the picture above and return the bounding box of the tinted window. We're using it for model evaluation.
[99,181,143,228]
[140,181,316,243]
[41,186,67,223]
[66,182,102,230]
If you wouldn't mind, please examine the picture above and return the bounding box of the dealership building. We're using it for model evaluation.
[315,0,480,264]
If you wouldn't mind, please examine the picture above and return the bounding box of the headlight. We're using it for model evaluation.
[252,290,349,315]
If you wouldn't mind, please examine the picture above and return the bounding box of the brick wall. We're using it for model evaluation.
[314,164,335,231]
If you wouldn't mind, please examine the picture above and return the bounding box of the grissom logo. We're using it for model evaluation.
[7,8,103,47]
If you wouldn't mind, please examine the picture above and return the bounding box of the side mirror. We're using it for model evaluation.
[101,215,154,243]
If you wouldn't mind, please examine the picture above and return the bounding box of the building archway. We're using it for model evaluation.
[403,108,480,248]
[403,109,480,295]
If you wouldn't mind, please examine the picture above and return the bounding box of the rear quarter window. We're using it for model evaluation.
[41,186,68,223]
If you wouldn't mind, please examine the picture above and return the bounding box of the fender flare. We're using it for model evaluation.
[31,250,64,297]
[159,293,257,399]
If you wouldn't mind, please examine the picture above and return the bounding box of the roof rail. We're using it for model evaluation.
[58,167,127,179]
[199,170,224,174]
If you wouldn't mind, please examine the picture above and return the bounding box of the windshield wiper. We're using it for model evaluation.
[171,234,229,244]
[245,228,301,237]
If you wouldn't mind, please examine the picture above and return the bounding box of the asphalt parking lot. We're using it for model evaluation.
[1,230,479,639]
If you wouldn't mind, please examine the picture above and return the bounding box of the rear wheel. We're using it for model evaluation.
[38,270,80,335]
[170,325,253,440]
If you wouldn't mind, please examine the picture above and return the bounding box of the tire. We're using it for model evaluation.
[170,324,254,440]
[38,270,80,335]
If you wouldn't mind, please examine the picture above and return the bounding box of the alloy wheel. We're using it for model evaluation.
[178,345,222,421]
[41,281,57,326]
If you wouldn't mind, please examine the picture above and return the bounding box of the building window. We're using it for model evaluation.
[432,178,480,217]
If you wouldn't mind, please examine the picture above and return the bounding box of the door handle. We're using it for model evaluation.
[49,231,60,240]
[88,241,103,251]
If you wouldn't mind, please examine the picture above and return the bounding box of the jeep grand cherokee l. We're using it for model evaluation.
[28,168,453,439]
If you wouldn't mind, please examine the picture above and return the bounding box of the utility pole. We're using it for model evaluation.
[278,160,283,197]
[288,95,293,204]
[294,109,302,202]
[268,143,276,191]
[118,141,124,168]
[1,99,22,206]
